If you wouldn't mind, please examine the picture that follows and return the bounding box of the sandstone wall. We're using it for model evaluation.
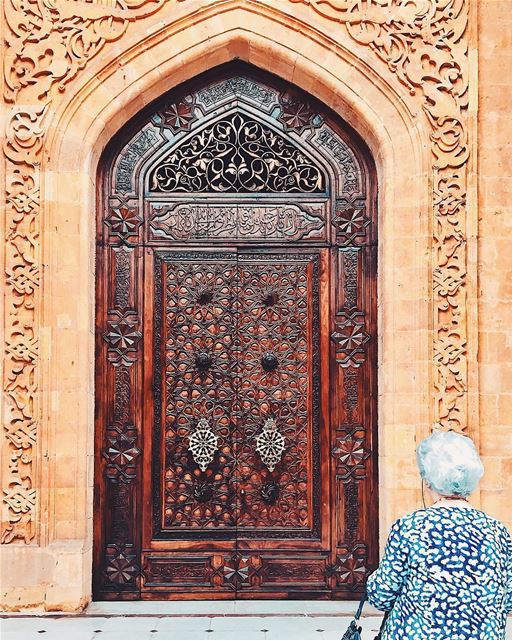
[0,0,510,611]
[478,0,512,534]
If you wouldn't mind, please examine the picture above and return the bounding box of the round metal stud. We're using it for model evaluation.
[193,482,213,503]
[260,482,280,505]
[195,352,212,371]
[261,352,279,372]
[197,288,213,305]
[262,291,279,307]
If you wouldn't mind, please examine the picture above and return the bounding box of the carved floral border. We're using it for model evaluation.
[1,0,471,543]
[289,0,470,434]
[2,0,168,544]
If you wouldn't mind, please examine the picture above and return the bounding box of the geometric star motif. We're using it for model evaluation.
[333,196,369,246]
[328,543,368,588]
[105,204,142,242]
[103,424,141,483]
[103,311,141,366]
[278,89,323,134]
[161,100,195,133]
[280,101,315,133]
[222,552,260,590]
[105,546,138,585]
[331,311,370,368]
[331,424,370,481]
[107,440,139,467]
[224,558,249,585]
[334,436,368,466]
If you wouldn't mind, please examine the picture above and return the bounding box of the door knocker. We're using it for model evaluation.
[188,418,219,472]
[255,418,286,472]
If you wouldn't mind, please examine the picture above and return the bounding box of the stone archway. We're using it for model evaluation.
[1,1,437,609]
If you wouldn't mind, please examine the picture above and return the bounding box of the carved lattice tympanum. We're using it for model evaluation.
[95,69,377,601]
[150,112,326,193]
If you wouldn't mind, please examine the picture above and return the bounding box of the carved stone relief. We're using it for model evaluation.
[2,0,471,545]
[288,0,470,430]
[2,0,168,544]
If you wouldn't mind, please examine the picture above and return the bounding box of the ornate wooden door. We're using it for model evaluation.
[142,249,327,597]
[94,66,378,600]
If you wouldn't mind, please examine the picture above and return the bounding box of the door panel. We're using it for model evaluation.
[154,252,238,536]
[142,249,329,597]
[235,253,321,535]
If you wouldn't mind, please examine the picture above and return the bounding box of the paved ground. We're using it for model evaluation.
[2,601,511,639]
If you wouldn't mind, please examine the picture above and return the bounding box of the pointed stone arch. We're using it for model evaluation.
[1,2,443,609]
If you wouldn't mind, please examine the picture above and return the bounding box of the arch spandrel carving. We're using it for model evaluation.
[1,0,473,547]
[285,0,470,431]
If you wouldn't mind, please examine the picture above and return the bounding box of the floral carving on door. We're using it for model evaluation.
[151,251,320,536]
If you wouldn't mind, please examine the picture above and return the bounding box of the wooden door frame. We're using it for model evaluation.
[93,62,378,601]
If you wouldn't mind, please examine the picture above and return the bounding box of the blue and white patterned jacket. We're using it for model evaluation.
[367,507,512,640]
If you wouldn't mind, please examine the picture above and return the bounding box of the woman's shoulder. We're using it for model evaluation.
[391,508,431,531]
[393,507,511,538]
[385,509,431,538]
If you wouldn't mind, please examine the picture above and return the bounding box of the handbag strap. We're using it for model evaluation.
[354,591,367,621]
[354,590,391,638]
[374,610,390,640]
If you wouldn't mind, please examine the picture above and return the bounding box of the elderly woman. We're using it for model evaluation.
[367,431,512,640]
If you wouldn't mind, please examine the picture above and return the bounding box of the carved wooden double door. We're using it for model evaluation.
[145,247,326,596]
[94,67,378,600]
